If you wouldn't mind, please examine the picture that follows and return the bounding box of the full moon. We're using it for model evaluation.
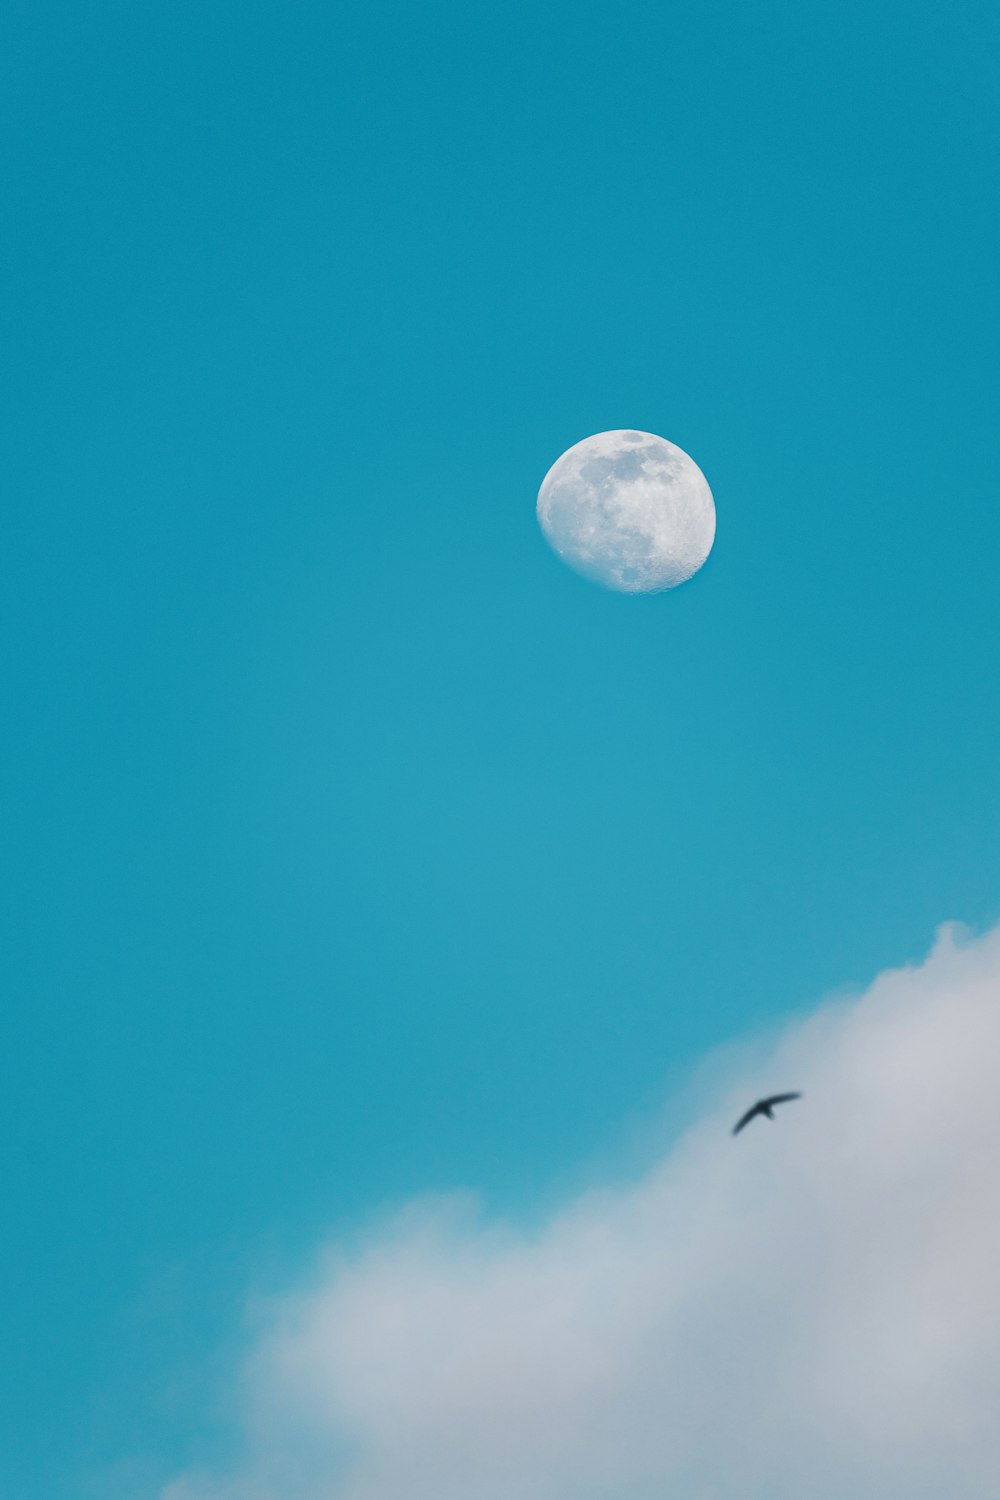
[536,429,716,593]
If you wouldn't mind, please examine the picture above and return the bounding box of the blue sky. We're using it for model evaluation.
[2,1,999,1494]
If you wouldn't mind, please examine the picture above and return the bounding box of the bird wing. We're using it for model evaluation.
[731,1103,763,1135]
[763,1092,802,1108]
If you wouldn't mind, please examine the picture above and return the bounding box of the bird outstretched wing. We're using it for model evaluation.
[731,1103,763,1135]
[762,1092,802,1107]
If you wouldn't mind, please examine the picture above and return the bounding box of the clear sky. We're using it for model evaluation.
[2,2,999,1495]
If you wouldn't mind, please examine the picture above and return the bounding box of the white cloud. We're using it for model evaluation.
[164,921,1000,1500]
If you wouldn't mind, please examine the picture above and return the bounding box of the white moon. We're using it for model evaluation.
[536,429,716,593]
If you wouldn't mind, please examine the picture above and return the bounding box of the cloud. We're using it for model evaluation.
[163,921,1000,1500]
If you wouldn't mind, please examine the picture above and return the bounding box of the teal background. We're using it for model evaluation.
[2,1,998,1492]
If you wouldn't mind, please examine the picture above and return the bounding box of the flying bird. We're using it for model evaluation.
[731,1092,802,1135]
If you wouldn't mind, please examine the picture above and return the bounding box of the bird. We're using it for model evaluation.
[731,1092,802,1135]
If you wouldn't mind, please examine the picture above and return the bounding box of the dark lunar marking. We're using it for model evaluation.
[731,1092,802,1136]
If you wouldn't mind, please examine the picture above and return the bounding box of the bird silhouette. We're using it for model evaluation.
[731,1092,802,1135]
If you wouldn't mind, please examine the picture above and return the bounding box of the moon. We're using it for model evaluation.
[536,429,716,593]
